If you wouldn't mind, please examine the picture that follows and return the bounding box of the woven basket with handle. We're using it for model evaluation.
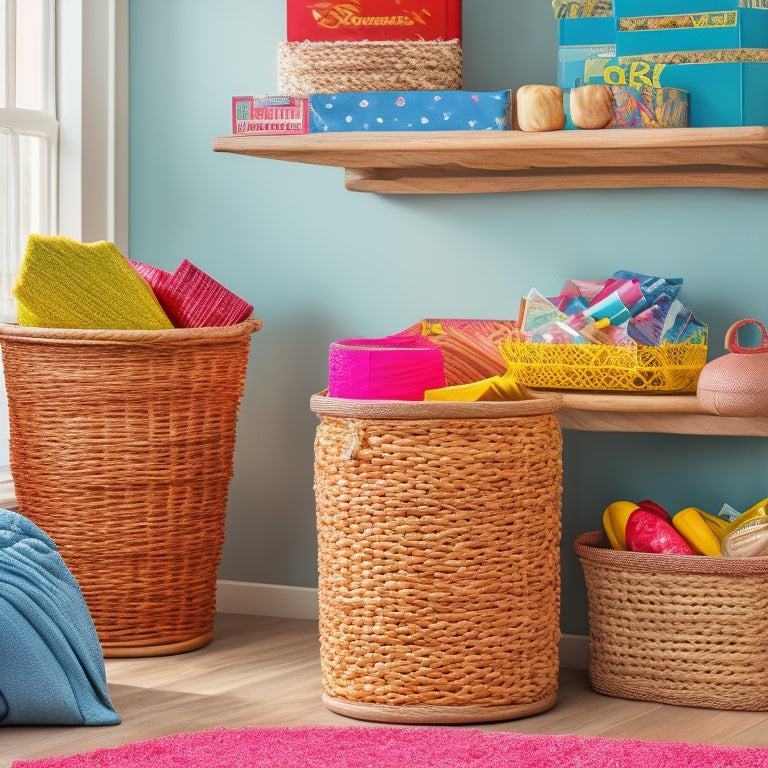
[311,393,563,724]
[575,530,768,710]
[0,318,261,657]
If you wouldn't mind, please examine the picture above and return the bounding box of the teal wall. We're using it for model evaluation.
[129,1,768,636]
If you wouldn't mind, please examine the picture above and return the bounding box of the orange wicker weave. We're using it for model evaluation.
[575,530,768,710]
[0,318,262,657]
[311,393,563,724]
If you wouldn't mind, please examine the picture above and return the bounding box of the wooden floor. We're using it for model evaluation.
[3,613,768,766]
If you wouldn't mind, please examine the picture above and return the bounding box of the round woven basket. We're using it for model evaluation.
[311,393,563,724]
[278,40,463,96]
[575,530,768,710]
[0,318,262,657]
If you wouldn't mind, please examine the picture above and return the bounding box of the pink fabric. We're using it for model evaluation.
[12,726,768,768]
[328,335,445,400]
[129,259,253,328]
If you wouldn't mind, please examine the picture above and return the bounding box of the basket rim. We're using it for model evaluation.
[310,389,562,420]
[575,530,768,575]
[0,316,262,344]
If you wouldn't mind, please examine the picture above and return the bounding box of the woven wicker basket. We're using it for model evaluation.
[311,393,563,724]
[0,318,262,657]
[575,530,768,710]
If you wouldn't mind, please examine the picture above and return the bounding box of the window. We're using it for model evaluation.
[1,0,57,324]
[0,0,127,489]
[0,0,56,481]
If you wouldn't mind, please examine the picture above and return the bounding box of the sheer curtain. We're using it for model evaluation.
[0,0,57,474]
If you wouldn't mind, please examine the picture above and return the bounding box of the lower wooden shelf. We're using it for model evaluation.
[533,391,768,437]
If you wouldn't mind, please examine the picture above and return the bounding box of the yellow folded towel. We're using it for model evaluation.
[424,373,529,402]
[14,235,173,330]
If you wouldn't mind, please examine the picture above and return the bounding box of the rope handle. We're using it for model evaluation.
[725,318,768,355]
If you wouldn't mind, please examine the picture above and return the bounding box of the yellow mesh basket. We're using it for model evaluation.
[500,337,707,392]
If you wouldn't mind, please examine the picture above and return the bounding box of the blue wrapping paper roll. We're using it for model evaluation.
[328,335,446,401]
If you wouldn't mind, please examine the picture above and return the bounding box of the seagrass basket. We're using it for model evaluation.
[0,318,262,657]
[277,40,463,96]
[575,530,768,710]
[311,392,563,724]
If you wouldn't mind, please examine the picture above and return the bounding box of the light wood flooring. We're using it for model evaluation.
[3,613,768,766]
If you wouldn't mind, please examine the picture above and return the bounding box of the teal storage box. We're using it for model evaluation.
[615,0,766,15]
[587,58,768,125]
[308,90,512,132]
[558,16,617,87]
[616,9,768,56]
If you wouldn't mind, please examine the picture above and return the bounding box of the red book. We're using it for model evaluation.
[286,0,462,43]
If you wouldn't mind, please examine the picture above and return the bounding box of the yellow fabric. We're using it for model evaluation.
[14,235,173,330]
[424,373,528,402]
[672,507,723,556]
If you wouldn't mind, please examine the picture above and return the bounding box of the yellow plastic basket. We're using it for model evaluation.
[500,337,707,392]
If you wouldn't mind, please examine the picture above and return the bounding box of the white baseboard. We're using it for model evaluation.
[216,579,320,620]
[216,580,590,670]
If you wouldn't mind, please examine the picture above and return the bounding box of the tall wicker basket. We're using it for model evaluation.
[311,393,563,724]
[575,530,768,710]
[0,318,262,657]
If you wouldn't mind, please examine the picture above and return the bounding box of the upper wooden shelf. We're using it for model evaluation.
[212,126,768,194]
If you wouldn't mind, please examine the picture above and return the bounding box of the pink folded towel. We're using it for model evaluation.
[129,259,253,328]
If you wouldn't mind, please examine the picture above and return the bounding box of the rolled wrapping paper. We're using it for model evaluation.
[328,335,446,401]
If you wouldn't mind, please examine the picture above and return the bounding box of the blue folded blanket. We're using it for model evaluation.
[0,509,120,726]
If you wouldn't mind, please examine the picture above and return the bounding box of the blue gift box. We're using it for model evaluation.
[308,90,512,132]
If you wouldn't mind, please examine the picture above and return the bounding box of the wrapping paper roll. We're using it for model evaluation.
[328,335,445,400]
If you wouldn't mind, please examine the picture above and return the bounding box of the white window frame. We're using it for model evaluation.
[0,0,128,506]
[57,0,128,250]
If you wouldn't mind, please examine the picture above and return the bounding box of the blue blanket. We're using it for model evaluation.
[0,509,120,725]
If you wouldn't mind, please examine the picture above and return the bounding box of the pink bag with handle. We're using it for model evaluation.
[697,318,768,417]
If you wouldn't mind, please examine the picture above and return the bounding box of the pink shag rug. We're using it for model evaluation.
[11,726,768,768]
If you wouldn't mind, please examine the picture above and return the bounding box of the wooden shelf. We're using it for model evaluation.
[212,126,768,194]
[535,392,768,437]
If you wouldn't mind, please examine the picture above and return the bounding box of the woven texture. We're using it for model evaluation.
[14,235,172,330]
[278,40,462,96]
[312,395,563,717]
[0,318,261,657]
[500,339,707,392]
[575,531,768,711]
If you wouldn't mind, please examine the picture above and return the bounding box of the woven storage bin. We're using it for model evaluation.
[277,40,463,96]
[311,393,563,724]
[575,530,768,710]
[500,338,707,392]
[0,318,262,658]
